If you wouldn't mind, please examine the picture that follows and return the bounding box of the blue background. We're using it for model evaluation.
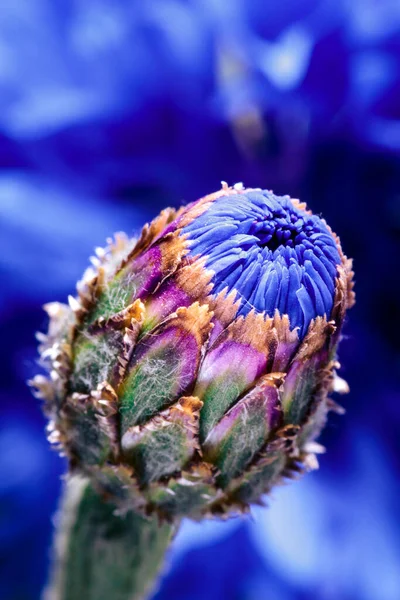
[1,1,400,599]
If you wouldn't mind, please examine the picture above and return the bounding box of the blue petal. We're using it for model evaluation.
[296,285,315,336]
[304,273,326,316]
[304,258,332,314]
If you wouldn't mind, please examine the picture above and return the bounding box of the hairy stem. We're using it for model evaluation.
[44,476,176,600]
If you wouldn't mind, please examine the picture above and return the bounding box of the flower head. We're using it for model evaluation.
[31,183,354,519]
[181,186,340,336]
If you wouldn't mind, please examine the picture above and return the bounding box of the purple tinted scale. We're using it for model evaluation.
[181,190,340,337]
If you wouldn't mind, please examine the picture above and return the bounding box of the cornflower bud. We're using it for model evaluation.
[31,183,354,519]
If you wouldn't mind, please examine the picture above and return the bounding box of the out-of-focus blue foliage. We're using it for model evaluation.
[1,1,400,599]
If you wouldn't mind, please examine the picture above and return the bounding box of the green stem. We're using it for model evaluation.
[44,476,176,600]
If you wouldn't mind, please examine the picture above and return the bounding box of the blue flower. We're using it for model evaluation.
[182,189,340,337]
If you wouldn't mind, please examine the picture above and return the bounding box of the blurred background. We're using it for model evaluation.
[1,1,400,599]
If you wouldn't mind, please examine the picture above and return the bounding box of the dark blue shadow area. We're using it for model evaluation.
[1,2,400,600]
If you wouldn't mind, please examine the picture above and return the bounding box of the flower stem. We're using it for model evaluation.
[44,476,176,600]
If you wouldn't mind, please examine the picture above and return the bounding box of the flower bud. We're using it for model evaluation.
[31,183,354,519]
